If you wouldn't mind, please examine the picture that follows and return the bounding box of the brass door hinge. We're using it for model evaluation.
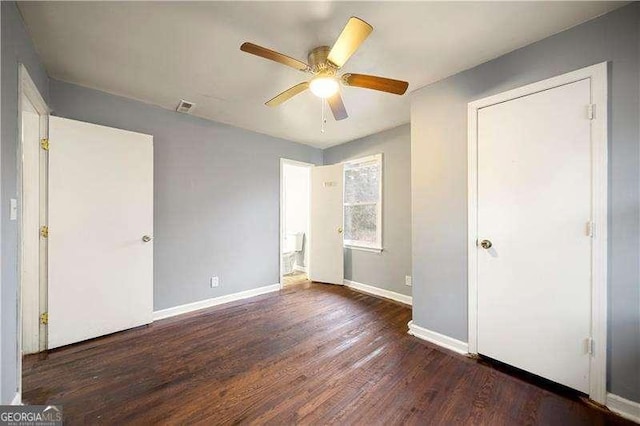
[40,312,48,325]
[40,138,49,151]
[40,226,49,238]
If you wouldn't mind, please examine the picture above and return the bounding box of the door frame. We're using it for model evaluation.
[17,64,50,402]
[279,158,313,288]
[467,62,608,404]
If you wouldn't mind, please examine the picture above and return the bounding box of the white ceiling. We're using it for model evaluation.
[18,1,623,148]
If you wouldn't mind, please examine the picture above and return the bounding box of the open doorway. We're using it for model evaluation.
[280,159,312,287]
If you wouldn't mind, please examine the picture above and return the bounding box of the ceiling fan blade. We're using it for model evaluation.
[265,82,310,106]
[327,92,348,121]
[343,73,409,95]
[240,42,309,72]
[327,17,373,68]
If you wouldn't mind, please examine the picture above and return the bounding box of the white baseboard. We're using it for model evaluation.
[407,320,469,355]
[153,283,281,321]
[344,279,412,306]
[294,265,307,273]
[607,393,640,423]
[11,392,21,405]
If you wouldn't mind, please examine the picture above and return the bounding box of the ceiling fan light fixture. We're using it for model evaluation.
[309,77,339,98]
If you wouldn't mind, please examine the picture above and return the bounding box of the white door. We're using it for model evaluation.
[309,164,344,285]
[476,79,592,392]
[48,116,153,349]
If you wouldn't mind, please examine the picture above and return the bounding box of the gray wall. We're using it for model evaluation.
[324,124,412,297]
[411,3,639,401]
[1,2,50,404]
[49,80,322,311]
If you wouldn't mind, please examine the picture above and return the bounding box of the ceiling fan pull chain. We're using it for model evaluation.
[321,98,326,133]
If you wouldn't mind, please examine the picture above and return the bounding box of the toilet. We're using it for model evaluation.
[282,232,304,275]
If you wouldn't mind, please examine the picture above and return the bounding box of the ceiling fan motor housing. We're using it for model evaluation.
[308,46,336,75]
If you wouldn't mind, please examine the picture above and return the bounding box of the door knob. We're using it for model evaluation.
[142,235,153,243]
[337,227,343,234]
[480,239,492,249]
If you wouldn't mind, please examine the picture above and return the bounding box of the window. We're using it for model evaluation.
[343,154,382,251]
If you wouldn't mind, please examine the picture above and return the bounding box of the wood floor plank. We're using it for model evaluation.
[23,282,632,425]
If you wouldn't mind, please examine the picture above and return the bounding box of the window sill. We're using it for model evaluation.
[344,245,383,254]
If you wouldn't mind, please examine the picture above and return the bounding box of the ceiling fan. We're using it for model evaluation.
[240,17,409,121]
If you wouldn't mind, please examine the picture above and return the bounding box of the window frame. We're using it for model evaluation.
[343,153,383,252]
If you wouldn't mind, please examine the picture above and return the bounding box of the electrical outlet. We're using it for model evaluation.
[210,276,219,288]
[405,275,412,287]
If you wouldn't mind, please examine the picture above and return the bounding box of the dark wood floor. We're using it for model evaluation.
[24,282,630,425]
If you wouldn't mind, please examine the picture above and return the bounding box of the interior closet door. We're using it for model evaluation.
[476,79,592,392]
[48,116,153,349]
[309,164,344,285]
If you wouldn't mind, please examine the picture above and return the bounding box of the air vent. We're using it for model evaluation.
[176,100,195,113]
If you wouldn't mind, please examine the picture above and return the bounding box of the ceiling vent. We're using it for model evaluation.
[176,100,195,114]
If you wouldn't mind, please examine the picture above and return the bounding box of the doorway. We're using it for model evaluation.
[17,69,154,404]
[280,160,312,287]
[17,65,49,403]
[467,62,608,403]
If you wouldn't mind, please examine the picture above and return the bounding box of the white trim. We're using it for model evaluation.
[344,245,383,253]
[153,283,280,321]
[17,64,50,407]
[467,62,608,404]
[343,153,381,165]
[20,65,49,115]
[293,265,307,273]
[344,279,412,306]
[407,321,469,355]
[279,158,314,290]
[11,392,22,406]
[607,394,640,423]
